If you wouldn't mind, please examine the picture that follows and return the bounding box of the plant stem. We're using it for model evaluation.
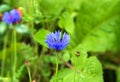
[74,60,77,82]
[13,28,17,82]
[1,34,8,76]
[74,69,76,82]
[55,52,59,82]
[27,66,32,82]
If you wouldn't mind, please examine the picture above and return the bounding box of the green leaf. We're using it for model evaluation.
[0,4,11,12]
[69,0,120,52]
[71,45,88,70]
[0,77,10,82]
[58,11,77,34]
[50,61,103,82]
[39,0,68,20]
[0,22,7,35]
[66,0,83,11]
[62,51,70,62]
[50,68,73,82]
[16,64,25,79]
[81,20,117,52]
[83,57,103,78]
[50,47,103,82]
[15,24,30,34]
[17,43,36,61]
[34,29,50,47]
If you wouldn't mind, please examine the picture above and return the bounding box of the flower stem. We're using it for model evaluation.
[27,66,32,82]
[55,52,59,82]
[12,28,17,82]
[1,34,8,76]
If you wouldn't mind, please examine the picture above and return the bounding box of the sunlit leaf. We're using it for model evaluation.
[50,56,103,82]
[15,24,30,34]
[0,4,11,12]
[71,45,88,70]
[69,0,120,52]
[0,22,7,35]
[58,11,77,34]
[34,29,50,47]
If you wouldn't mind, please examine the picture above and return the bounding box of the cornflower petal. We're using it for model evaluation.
[62,33,70,46]
[10,9,21,23]
[2,9,21,24]
[45,31,70,51]
[54,30,61,41]
[2,12,12,24]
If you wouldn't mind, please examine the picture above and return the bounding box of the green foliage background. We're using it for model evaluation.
[0,0,120,82]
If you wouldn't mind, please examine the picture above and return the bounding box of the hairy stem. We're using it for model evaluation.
[27,66,32,82]
[12,29,17,82]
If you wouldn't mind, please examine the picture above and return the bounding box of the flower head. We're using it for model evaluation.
[2,9,21,24]
[45,31,70,51]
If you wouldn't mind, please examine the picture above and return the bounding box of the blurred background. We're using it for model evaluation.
[0,0,120,82]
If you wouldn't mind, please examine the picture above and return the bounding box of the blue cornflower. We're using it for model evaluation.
[45,31,70,51]
[2,9,21,24]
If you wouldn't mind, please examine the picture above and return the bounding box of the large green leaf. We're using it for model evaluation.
[83,57,103,79]
[69,0,120,52]
[51,45,103,82]
[50,56,103,82]
[66,0,83,11]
